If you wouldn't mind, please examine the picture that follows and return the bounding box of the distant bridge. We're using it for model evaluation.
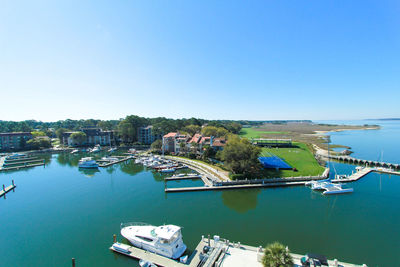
[324,155,400,170]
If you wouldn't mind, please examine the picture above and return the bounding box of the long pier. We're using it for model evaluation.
[165,175,201,181]
[0,181,16,197]
[332,167,400,183]
[165,181,307,193]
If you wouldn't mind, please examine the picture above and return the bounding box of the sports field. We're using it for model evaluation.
[239,128,289,139]
[260,142,325,178]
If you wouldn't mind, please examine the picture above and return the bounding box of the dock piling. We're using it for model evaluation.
[72,258,75,267]
[208,234,210,247]
[113,234,116,243]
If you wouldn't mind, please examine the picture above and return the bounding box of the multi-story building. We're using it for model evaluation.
[162,132,189,154]
[62,127,115,147]
[137,126,159,145]
[0,132,33,151]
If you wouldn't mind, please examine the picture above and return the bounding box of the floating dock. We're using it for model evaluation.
[332,167,400,183]
[165,175,202,181]
[0,182,16,197]
[165,181,306,193]
[98,156,134,167]
[110,240,204,267]
[0,162,45,172]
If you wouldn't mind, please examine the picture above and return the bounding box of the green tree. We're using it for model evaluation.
[261,242,293,267]
[150,139,162,151]
[56,128,68,141]
[31,131,46,138]
[219,135,261,176]
[118,122,135,144]
[70,132,87,146]
[183,124,201,136]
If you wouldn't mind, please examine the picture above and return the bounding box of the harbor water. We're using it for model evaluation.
[0,120,399,266]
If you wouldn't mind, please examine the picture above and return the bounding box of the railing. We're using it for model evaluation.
[120,222,150,229]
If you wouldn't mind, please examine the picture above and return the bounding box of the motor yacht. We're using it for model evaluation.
[71,149,79,154]
[120,222,187,259]
[78,157,99,169]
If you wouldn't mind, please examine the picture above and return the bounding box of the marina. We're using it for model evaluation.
[0,120,399,266]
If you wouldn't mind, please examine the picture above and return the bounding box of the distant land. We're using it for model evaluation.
[367,118,400,121]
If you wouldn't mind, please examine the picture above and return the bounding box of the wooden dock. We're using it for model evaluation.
[98,156,134,167]
[165,175,201,181]
[165,181,306,193]
[0,162,45,172]
[3,159,44,167]
[0,182,16,197]
[332,167,400,183]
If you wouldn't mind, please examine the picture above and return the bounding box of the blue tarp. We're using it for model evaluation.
[258,156,292,169]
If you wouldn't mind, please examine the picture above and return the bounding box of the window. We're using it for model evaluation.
[135,235,153,243]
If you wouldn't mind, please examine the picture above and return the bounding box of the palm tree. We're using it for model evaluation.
[261,242,293,267]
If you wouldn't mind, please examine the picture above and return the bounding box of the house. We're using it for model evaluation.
[62,127,115,147]
[138,126,160,145]
[162,132,189,154]
[188,134,226,152]
[0,132,33,151]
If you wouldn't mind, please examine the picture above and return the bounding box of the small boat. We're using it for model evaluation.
[120,222,187,259]
[139,259,157,267]
[108,147,117,153]
[91,145,101,153]
[112,242,131,254]
[310,181,331,191]
[160,168,176,173]
[71,149,79,154]
[78,157,99,169]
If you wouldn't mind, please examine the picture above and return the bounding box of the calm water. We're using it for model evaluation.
[0,120,399,267]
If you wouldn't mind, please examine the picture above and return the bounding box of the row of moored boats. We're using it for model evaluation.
[135,155,184,173]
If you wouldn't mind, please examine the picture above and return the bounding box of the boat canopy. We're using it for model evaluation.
[154,225,181,240]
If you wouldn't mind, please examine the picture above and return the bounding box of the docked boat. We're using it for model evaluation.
[91,145,101,153]
[71,149,79,154]
[108,147,117,153]
[139,259,157,267]
[120,222,187,259]
[322,183,354,195]
[78,157,99,169]
[310,181,331,190]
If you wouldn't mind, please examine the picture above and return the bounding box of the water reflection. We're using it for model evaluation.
[221,189,261,213]
[57,152,81,167]
[119,161,144,176]
[78,168,100,178]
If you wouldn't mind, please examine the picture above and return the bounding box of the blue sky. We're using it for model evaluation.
[1,1,399,121]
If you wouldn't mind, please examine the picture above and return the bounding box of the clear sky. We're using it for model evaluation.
[1,1,399,122]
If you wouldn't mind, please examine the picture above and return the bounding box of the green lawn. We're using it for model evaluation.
[260,142,325,178]
[239,128,288,139]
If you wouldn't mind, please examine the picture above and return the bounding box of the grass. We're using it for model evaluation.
[260,142,325,178]
[239,128,289,139]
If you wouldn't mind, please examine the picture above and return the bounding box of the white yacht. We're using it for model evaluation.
[120,222,187,259]
[160,168,176,173]
[91,145,101,153]
[78,157,99,169]
[71,149,79,154]
[108,147,117,153]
